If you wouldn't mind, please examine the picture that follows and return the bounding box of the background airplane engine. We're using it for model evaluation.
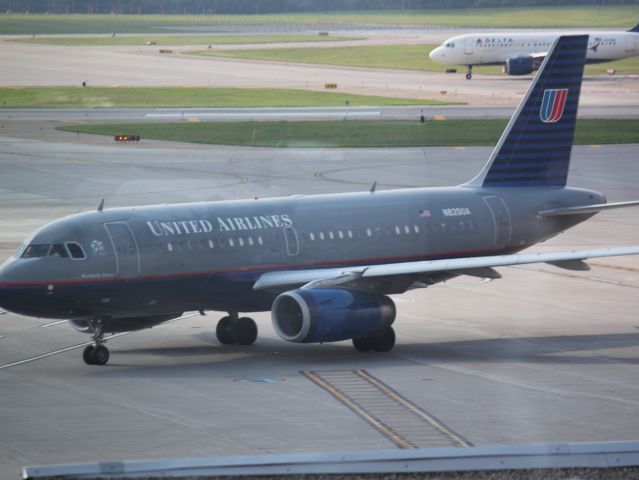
[271,288,395,343]
[69,313,183,334]
[504,55,534,75]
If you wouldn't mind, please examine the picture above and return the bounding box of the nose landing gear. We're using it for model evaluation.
[466,65,473,80]
[216,312,258,346]
[82,319,110,365]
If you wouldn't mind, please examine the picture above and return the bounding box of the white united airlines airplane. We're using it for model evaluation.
[429,23,639,79]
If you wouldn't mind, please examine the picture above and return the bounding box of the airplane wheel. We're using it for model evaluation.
[371,326,396,352]
[465,72,472,80]
[216,316,236,345]
[236,317,258,346]
[352,335,373,352]
[93,345,110,365]
[83,345,96,365]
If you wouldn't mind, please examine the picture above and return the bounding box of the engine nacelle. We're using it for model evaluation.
[271,288,395,343]
[69,313,183,334]
[504,55,534,76]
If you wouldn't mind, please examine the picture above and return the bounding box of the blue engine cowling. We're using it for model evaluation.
[504,55,534,76]
[271,288,395,343]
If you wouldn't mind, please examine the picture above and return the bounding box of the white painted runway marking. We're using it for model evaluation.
[41,320,68,328]
[145,111,382,119]
[0,312,199,370]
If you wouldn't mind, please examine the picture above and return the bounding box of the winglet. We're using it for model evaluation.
[628,22,639,33]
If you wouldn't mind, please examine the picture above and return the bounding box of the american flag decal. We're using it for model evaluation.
[540,88,568,123]
[420,209,431,218]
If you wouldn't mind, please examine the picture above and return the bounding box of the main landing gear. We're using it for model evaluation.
[352,326,396,352]
[216,312,258,346]
[465,65,473,80]
[83,319,110,366]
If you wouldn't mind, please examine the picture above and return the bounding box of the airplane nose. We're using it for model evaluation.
[428,48,437,61]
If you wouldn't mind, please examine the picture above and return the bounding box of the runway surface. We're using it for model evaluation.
[2,31,639,107]
[1,130,638,478]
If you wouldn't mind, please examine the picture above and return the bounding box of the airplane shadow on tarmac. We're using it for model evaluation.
[95,331,639,377]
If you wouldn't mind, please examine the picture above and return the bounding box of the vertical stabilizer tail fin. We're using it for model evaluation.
[465,35,588,188]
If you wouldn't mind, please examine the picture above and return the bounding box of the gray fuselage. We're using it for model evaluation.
[0,185,603,320]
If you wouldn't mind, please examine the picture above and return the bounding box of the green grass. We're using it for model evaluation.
[193,44,639,76]
[0,87,452,109]
[12,34,361,46]
[1,7,638,35]
[56,119,639,148]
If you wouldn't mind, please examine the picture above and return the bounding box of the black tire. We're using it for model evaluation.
[236,317,258,346]
[371,326,396,352]
[216,316,236,345]
[465,72,472,80]
[352,335,373,352]
[93,345,110,365]
[83,345,95,365]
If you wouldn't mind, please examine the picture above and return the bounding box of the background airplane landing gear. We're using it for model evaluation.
[352,326,396,352]
[216,313,257,346]
[466,65,473,80]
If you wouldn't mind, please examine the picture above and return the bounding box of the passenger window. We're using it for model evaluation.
[66,242,86,259]
[49,244,69,258]
[21,244,51,258]
[208,239,215,249]
[248,237,254,246]
[309,233,315,241]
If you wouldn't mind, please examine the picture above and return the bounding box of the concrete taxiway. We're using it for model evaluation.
[1,130,638,478]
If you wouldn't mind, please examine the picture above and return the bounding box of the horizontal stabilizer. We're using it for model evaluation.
[538,200,639,217]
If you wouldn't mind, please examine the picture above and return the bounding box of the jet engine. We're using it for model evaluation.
[69,313,183,334]
[504,55,534,76]
[271,288,395,343]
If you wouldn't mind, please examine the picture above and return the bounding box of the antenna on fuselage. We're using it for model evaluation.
[370,181,377,193]
[97,198,105,212]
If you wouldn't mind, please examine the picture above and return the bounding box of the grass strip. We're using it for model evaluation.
[0,8,637,34]
[57,119,639,148]
[194,44,639,76]
[0,87,451,109]
[12,34,362,46]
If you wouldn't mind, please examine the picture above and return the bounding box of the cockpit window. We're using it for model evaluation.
[21,244,51,258]
[66,242,86,260]
[49,243,69,258]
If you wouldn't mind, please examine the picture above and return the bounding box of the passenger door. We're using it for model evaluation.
[483,196,512,248]
[104,221,140,279]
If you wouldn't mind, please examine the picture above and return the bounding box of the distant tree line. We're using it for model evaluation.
[2,0,637,14]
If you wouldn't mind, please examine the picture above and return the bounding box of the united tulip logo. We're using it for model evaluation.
[540,88,568,123]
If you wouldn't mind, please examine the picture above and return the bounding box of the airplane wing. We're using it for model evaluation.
[253,246,639,292]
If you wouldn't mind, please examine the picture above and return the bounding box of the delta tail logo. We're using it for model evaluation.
[540,88,568,123]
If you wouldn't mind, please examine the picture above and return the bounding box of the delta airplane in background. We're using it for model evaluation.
[429,23,639,79]
[1,36,639,366]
